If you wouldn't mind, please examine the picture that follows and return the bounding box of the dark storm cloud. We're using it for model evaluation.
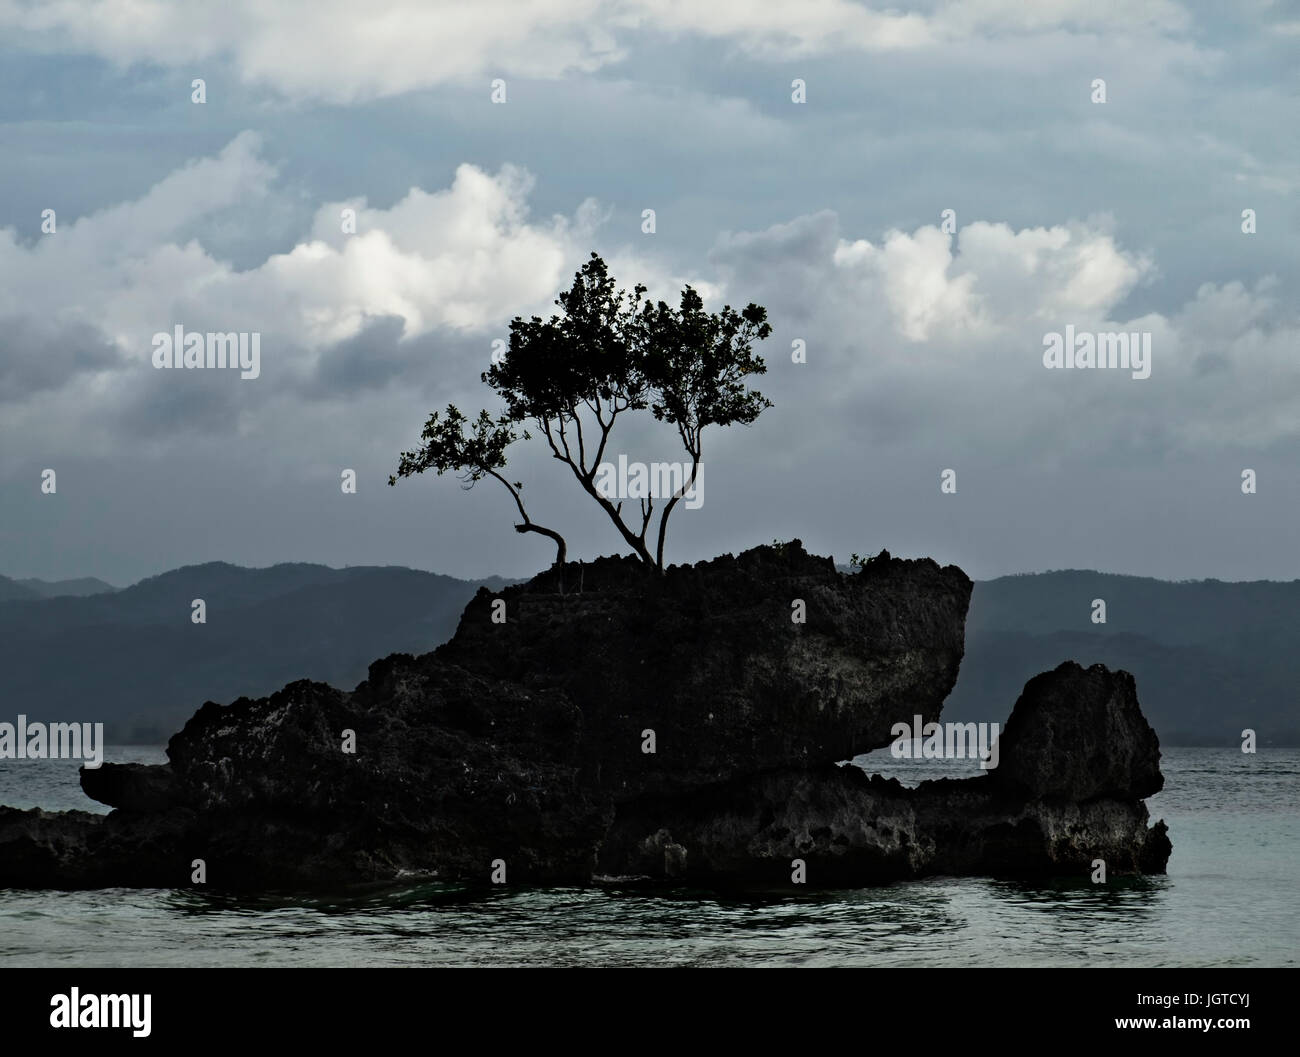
[0,316,125,402]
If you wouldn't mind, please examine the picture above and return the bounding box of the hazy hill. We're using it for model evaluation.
[15,576,118,598]
[0,562,512,741]
[947,571,1300,746]
[5,561,1297,745]
[0,577,40,602]
[0,575,119,600]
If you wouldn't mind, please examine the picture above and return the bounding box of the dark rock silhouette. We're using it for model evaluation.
[600,661,1171,884]
[80,762,177,814]
[988,662,1164,801]
[0,543,1171,890]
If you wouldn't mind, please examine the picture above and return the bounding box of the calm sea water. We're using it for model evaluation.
[0,746,1296,967]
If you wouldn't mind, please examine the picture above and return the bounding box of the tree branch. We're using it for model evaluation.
[486,469,567,566]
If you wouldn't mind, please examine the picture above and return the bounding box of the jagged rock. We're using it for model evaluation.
[0,542,1171,890]
[0,806,197,888]
[598,766,1172,885]
[435,542,972,798]
[988,661,1164,801]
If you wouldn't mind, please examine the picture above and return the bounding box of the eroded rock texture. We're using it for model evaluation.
[0,543,1170,890]
[599,662,1171,885]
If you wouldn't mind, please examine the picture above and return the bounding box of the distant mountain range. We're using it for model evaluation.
[0,563,512,742]
[2,561,1295,745]
[949,571,1300,746]
[0,575,118,601]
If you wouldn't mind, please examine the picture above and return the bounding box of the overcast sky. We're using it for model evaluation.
[1,0,1297,586]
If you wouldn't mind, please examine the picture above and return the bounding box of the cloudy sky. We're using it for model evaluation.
[1,0,1297,585]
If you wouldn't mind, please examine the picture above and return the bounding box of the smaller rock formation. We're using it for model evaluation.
[989,663,1164,801]
[600,662,1171,884]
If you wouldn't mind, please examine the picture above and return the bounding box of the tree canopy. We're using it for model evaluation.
[390,252,773,572]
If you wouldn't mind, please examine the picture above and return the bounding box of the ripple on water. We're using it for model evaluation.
[1,748,1296,967]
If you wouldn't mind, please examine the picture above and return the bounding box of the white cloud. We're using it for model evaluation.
[0,134,723,475]
[2,135,1293,475]
[710,212,1297,456]
[934,0,1189,35]
[0,134,600,367]
[0,0,1195,102]
[0,133,275,344]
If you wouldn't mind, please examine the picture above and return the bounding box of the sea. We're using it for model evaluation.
[0,746,1296,967]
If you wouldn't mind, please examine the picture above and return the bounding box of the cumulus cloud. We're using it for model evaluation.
[708,212,1298,458]
[0,133,599,386]
[0,133,721,473]
[0,132,275,345]
[2,132,1294,482]
[0,134,605,474]
[0,0,1195,102]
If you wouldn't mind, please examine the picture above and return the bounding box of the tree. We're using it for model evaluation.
[388,406,567,566]
[390,252,773,572]
[639,284,773,568]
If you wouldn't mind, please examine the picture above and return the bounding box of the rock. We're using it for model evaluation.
[598,766,1172,885]
[79,763,177,813]
[435,541,972,798]
[0,806,197,888]
[0,542,1171,891]
[987,662,1164,801]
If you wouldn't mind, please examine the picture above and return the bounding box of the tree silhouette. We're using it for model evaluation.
[390,252,772,572]
[389,405,567,565]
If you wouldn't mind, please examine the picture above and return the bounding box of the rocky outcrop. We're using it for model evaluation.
[988,663,1164,801]
[434,543,971,798]
[599,662,1171,884]
[0,543,1171,890]
[80,762,177,814]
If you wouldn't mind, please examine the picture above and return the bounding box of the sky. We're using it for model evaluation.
[1,0,1297,586]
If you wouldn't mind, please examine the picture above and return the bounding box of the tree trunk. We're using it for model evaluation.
[515,522,567,567]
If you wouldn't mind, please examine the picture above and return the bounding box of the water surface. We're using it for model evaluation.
[1,747,1295,967]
